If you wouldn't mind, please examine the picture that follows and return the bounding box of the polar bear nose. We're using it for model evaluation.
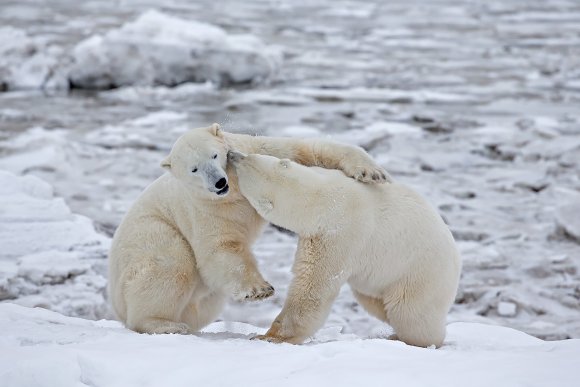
[215,178,227,189]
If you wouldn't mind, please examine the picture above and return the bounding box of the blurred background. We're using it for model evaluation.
[0,0,579,340]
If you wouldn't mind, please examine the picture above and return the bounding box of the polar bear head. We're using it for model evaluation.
[162,123,230,197]
[228,150,326,234]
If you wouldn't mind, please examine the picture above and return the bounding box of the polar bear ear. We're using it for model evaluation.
[208,123,222,137]
[279,159,291,168]
[160,156,172,170]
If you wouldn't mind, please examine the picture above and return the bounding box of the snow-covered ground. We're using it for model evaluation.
[0,171,110,319]
[1,303,579,387]
[0,0,579,374]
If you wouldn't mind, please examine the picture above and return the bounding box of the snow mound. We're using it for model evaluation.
[1,303,579,387]
[0,27,68,90]
[69,10,282,89]
[0,171,110,319]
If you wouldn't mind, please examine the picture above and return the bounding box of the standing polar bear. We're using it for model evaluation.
[108,123,389,334]
[229,151,461,347]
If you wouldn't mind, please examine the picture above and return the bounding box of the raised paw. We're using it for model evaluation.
[234,280,275,302]
[345,164,392,184]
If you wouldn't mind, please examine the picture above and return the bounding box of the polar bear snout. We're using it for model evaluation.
[227,150,247,164]
[215,178,227,189]
[214,177,229,196]
[210,175,229,196]
[203,165,229,196]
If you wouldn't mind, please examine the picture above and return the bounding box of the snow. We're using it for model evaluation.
[0,303,578,387]
[330,121,423,149]
[556,202,580,243]
[99,81,217,103]
[0,27,68,91]
[0,0,580,379]
[0,171,108,258]
[278,125,322,138]
[497,301,518,317]
[0,171,110,319]
[69,10,282,89]
[0,11,281,91]
[288,87,479,104]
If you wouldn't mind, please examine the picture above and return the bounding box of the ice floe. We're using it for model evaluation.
[68,10,282,89]
[0,171,110,319]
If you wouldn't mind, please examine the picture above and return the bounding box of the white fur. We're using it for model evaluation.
[231,153,461,347]
[108,124,389,334]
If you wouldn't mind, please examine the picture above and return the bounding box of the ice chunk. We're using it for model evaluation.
[497,301,518,317]
[17,251,91,285]
[0,27,68,91]
[69,10,282,89]
[0,170,109,319]
[0,171,108,258]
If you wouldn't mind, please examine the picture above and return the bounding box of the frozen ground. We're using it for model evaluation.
[1,303,579,387]
[0,0,579,352]
[0,171,110,319]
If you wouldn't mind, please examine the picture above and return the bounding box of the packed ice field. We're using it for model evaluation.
[0,0,580,385]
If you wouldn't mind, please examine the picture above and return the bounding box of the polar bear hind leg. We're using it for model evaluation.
[181,292,227,332]
[385,301,447,348]
[351,289,388,322]
[122,223,200,334]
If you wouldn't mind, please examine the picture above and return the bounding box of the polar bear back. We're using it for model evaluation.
[265,163,460,297]
[343,181,459,294]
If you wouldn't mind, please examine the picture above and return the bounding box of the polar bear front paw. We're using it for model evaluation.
[251,334,287,343]
[344,164,392,184]
[251,333,303,344]
[234,280,275,301]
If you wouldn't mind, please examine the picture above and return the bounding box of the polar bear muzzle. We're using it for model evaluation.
[199,163,229,196]
[215,178,229,195]
[207,172,229,196]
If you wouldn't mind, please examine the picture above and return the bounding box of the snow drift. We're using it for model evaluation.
[68,10,282,89]
[0,10,281,91]
[0,303,579,387]
[0,27,68,90]
[0,171,110,319]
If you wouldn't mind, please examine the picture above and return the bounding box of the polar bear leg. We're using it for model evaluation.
[125,266,196,334]
[124,257,197,334]
[351,289,388,322]
[386,303,447,348]
[257,239,345,344]
[181,292,227,332]
[196,240,274,301]
[247,135,391,183]
[261,278,341,344]
[122,224,199,334]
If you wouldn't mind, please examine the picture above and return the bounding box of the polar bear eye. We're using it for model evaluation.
[192,167,198,173]
[212,154,218,159]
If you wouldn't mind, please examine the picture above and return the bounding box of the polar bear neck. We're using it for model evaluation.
[260,169,356,237]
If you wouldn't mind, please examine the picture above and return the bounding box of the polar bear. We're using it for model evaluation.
[228,151,461,347]
[108,123,389,334]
